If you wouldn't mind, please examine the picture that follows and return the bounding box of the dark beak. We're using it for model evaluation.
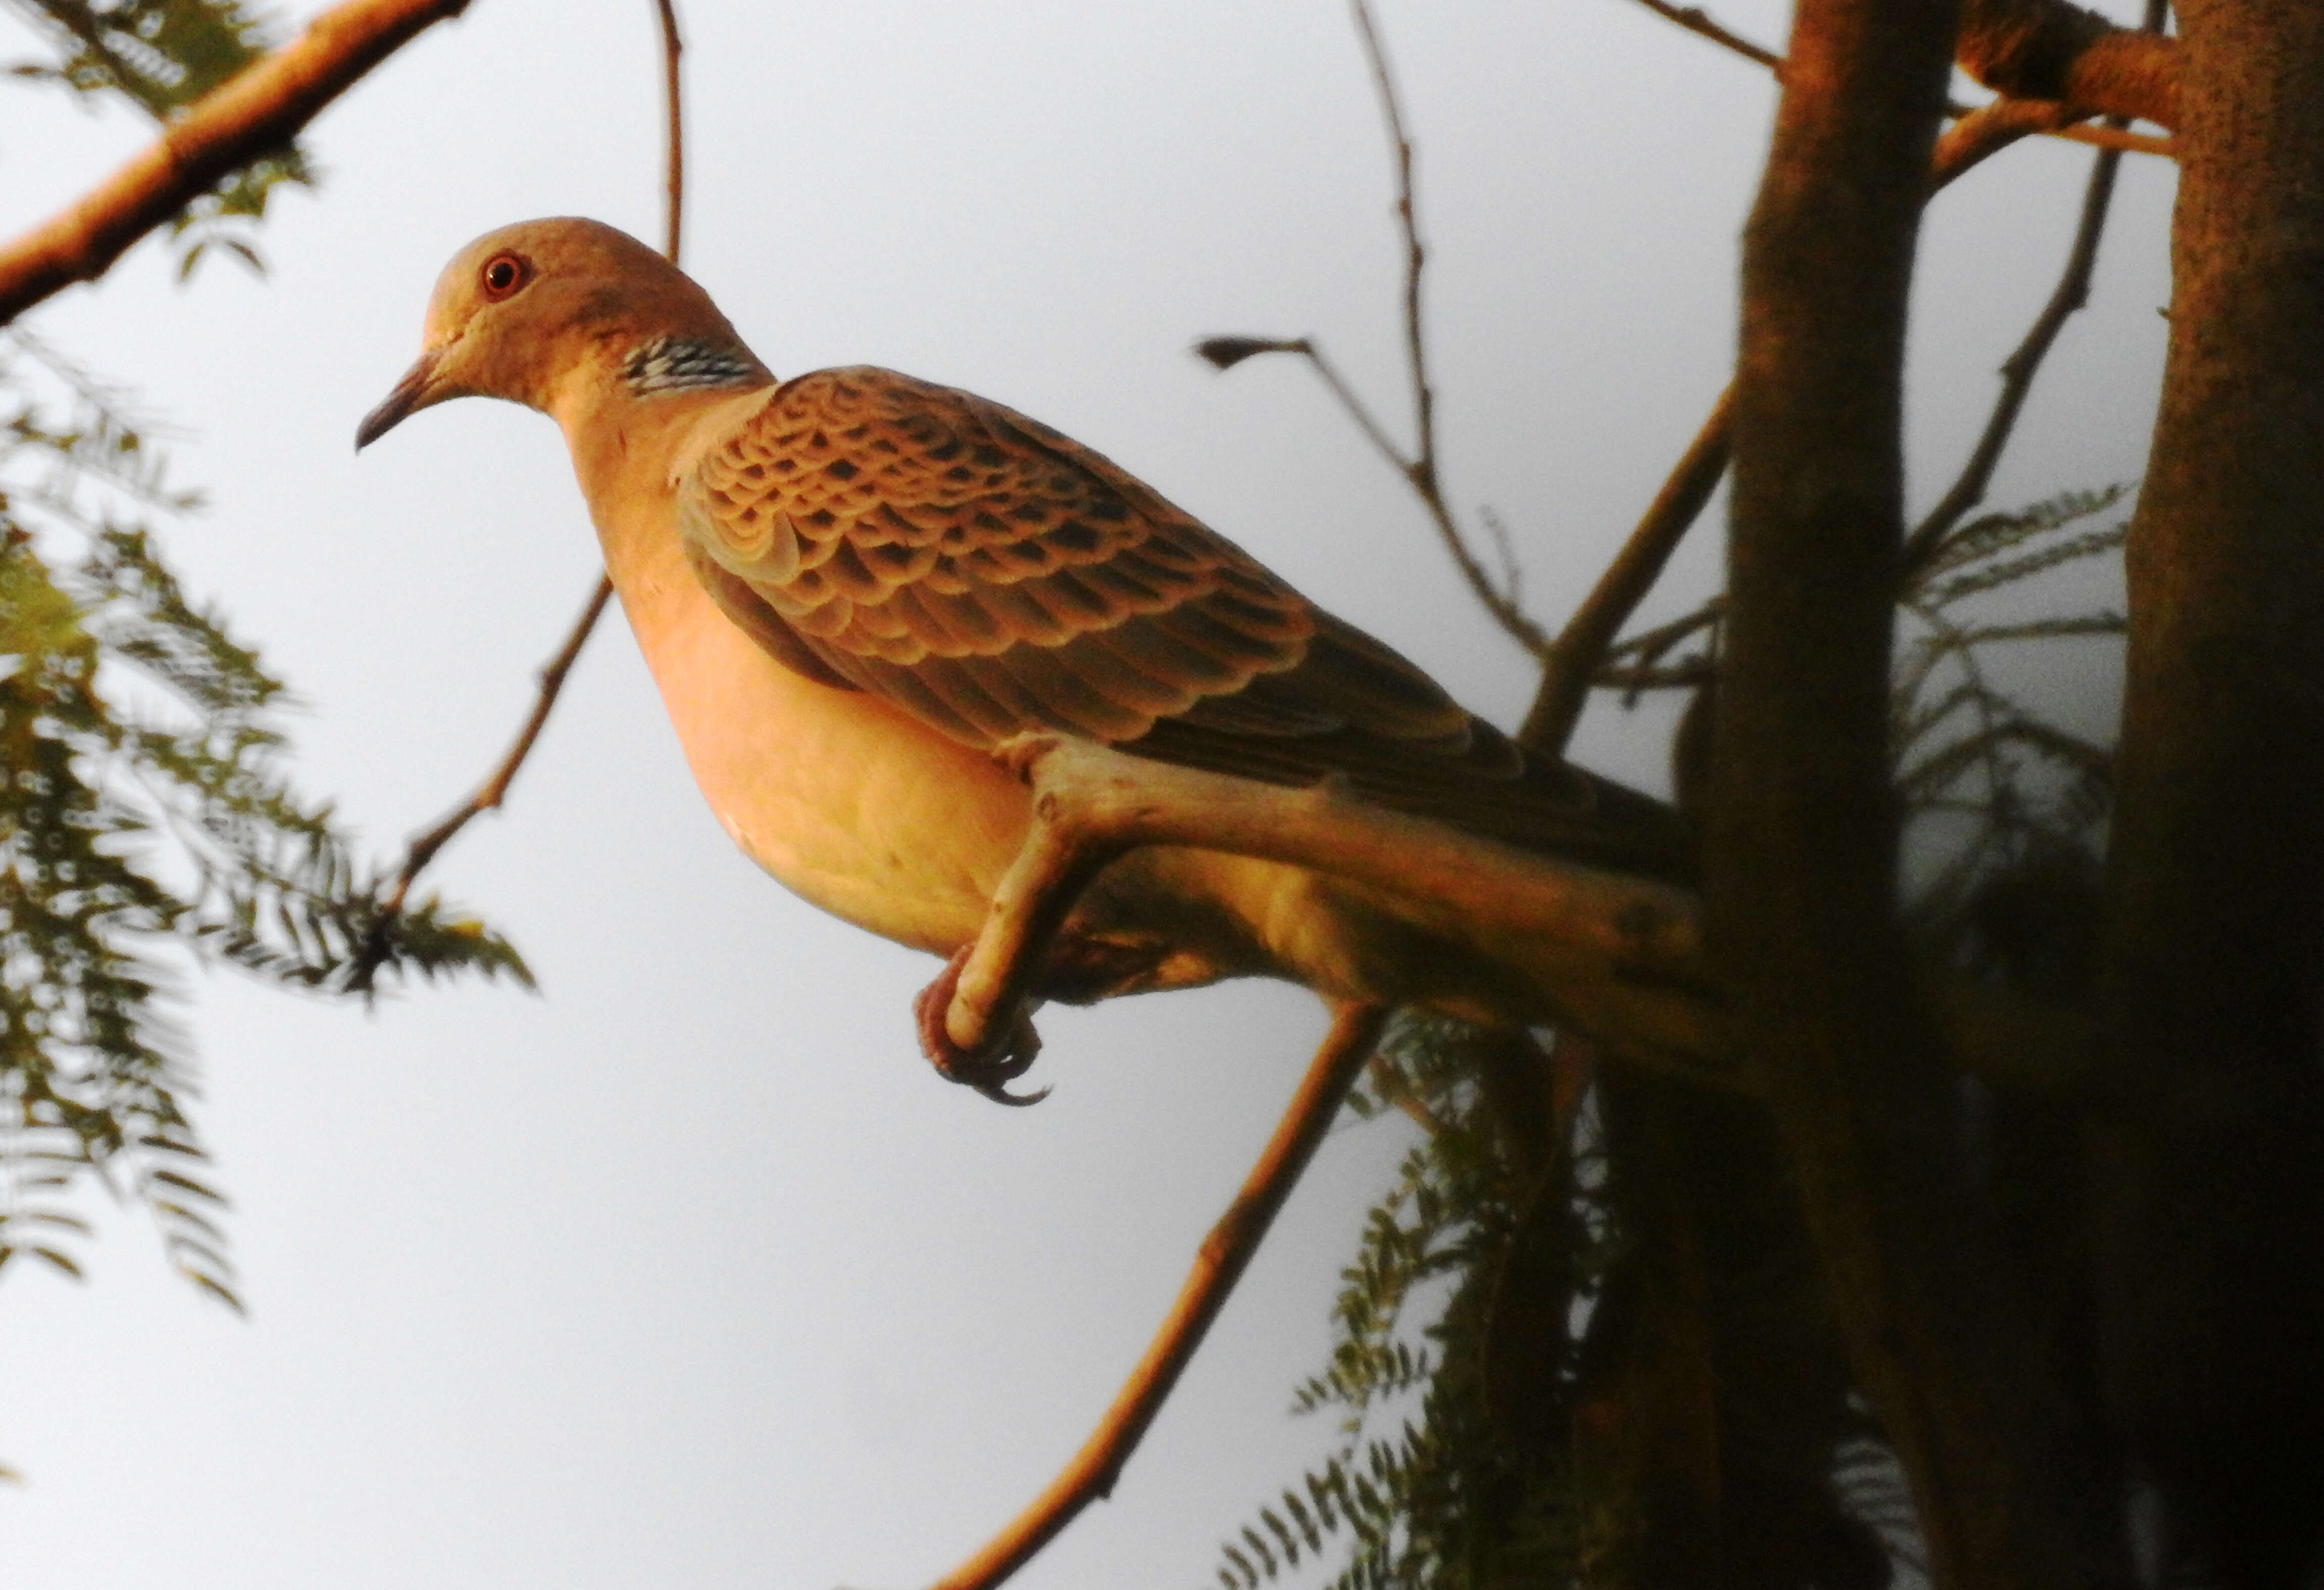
[355,349,444,451]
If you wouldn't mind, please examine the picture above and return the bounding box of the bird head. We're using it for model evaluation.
[356,217,763,450]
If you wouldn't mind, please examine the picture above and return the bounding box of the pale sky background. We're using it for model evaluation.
[0,2,2170,1586]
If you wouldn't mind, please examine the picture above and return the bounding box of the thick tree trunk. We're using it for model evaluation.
[1715,1,2127,1583]
[2095,4,2324,1584]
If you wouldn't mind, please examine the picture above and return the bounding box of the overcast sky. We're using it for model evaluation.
[0,2,2170,1586]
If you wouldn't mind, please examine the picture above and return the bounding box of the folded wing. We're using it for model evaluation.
[676,366,1688,879]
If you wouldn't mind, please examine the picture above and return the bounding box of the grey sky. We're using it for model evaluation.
[0,1,2168,1585]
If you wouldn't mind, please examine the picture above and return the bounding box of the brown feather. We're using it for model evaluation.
[675,364,1690,877]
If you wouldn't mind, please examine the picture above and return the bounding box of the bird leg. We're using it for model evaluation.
[916,735,1130,1105]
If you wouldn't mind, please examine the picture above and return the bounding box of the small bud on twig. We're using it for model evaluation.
[1193,335,1303,371]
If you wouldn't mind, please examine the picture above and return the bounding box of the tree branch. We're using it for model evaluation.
[653,0,684,263]
[1521,384,1734,753]
[1563,69,2154,734]
[1346,0,1555,662]
[1719,0,2132,1582]
[947,736,1720,1079]
[0,0,475,326]
[1625,0,1784,70]
[1958,0,2178,129]
[348,577,613,990]
[1622,0,2180,136]
[928,1000,1390,1590]
[939,735,2089,1103]
[1904,7,2162,575]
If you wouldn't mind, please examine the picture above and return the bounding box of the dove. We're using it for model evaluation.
[357,217,1687,1098]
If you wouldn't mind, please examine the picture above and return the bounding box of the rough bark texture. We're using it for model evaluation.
[2095,3,2324,1583]
[1715,1,2125,1583]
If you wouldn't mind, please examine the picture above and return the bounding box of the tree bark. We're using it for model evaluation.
[1716,0,2126,1583]
[2094,3,2324,1583]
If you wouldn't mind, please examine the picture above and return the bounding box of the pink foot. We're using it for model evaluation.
[913,948,1050,1106]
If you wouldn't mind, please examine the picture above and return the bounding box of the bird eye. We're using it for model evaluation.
[478,252,530,301]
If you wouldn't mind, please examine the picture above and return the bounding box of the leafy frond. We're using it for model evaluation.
[0,332,525,1300]
[1214,1018,1608,1590]
[1894,487,2128,991]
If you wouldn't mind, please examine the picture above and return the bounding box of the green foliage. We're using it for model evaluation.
[4,0,310,277]
[1214,1017,1618,1590]
[0,332,527,1307]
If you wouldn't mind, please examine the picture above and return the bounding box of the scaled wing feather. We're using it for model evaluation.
[676,366,1690,876]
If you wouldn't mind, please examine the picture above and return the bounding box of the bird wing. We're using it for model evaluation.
[676,366,1686,875]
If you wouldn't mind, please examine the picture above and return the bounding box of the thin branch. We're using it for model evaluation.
[352,0,685,985]
[0,0,474,326]
[1346,0,1555,662]
[1902,0,2167,576]
[654,0,684,262]
[928,1000,1392,1590]
[1604,596,1727,669]
[1520,384,1734,752]
[1621,0,2180,140]
[1903,147,2125,575]
[1294,338,1412,483]
[347,577,613,990]
[1625,0,1783,70]
[1350,0,1431,486]
[1574,60,2148,698]
[2053,121,2170,157]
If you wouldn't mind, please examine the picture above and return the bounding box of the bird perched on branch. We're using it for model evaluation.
[358,218,1685,1099]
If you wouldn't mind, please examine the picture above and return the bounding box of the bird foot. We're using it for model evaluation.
[914,948,1051,1106]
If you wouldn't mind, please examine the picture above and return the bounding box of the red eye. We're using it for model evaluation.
[478,252,530,301]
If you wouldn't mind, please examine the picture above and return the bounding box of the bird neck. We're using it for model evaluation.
[556,376,776,594]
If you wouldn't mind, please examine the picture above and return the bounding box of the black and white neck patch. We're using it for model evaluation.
[622,338,762,395]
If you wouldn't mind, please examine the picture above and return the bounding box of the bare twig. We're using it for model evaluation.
[1625,0,1783,70]
[2054,122,2171,157]
[1604,598,1727,671]
[1903,148,2124,574]
[1930,96,2089,184]
[929,1000,1392,1590]
[1347,0,1555,661]
[654,0,685,262]
[1521,384,1734,752]
[351,0,686,986]
[347,578,615,989]
[1902,0,2168,577]
[0,0,474,325]
[1576,61,2150,698]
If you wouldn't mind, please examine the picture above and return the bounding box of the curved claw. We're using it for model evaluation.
[974,1077,1053,1108]
[914,948,1051,1106]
